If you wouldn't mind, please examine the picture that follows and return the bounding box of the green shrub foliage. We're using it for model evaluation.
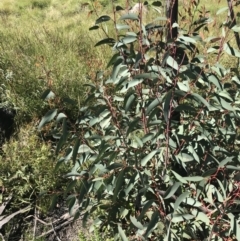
[40,1,240,240]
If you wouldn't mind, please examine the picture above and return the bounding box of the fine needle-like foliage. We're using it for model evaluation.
[39,0,240,240]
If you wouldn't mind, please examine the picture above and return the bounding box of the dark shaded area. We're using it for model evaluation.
[0,107,16,147]
[166,0,178,40]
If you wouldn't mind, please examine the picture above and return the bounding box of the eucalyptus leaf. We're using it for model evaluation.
[38,109,57,130]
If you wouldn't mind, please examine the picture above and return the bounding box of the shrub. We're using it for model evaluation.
[40,0,240,240]
[31,0,51,9]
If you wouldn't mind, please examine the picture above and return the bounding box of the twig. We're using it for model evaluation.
[33,207,37,240]
[51,222,61,241]
[36,217,74,239]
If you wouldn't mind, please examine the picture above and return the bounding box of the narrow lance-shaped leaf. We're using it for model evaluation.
[146,98,161,115]
[171,170,188,184]
[130,216,144,230]
[95,15,111,24]
[124,93,136,113]
[38,109,57,130]
[120,13,139,21]
[138,200,154,221]
[164,90,173,123]
[141,150,158,166]
[166,55,179,70]
[171,214,195,223]
[164,182,181,199]
[41,89,55,100]
[118,225,128,241]
[72,139,80,163]
[216,7,228,15]
[223,42,240,58]
[174,192,190,211]
[144,211,159,238]
[113,169,125,202]
[89,25,99,31]
[95,38,115,47]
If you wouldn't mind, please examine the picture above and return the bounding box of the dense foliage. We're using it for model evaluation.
[37,0,240,240]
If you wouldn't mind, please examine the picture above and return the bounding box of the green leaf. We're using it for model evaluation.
[216,7,228,15]
[113,169,125,202]
[116,24,130,30]
[174,192,190,211]
[95,15,111,24]
[121,35,137,45]
[191,209,210,225]
[202,168,217,177]
[116,6,124,11]
[120,79,144,93]
[183,176,203,182]
[193,17,209,25]
[41,89,55,100]
[56,113,67,122]
[144,211,159,238]
[164,182,181,199]
[179,35,196,44]
[72,139,80,163]
[166,55,179,70]
[223,42,240,57]
[171,170,188,184]
[220,97,234,112]
[89,25,99,31]
[163,90,173,123]
[146,98,161,115]
[207,74,222,90]
[66,180,77,193]
[226,165,240,171]
[231,25,240,32]
[138,200,155,221]
[141,150,158,166]
[95,38,115,47]
[171,214,195,223]
[219,157,233,167]
[153,16,167,21]
[130,216,144,230]
[120,13,139,21]
[134,72,160,79]
[118,225,128,241]
[183,197,202,207]
[228,213,240,240]
[190,93,209,109]
[38,109,57,130]
[152,1,162,7]
[124,93,136,113]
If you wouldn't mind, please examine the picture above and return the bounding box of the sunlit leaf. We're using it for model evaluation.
[174,192,190,211]
[141,150,158,166]
[118,225,128,241]
[120,13,139,21]
[216,7,228,15]
[164,182,181,199]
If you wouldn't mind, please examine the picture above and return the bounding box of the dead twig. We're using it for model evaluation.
[36,217,74,239]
